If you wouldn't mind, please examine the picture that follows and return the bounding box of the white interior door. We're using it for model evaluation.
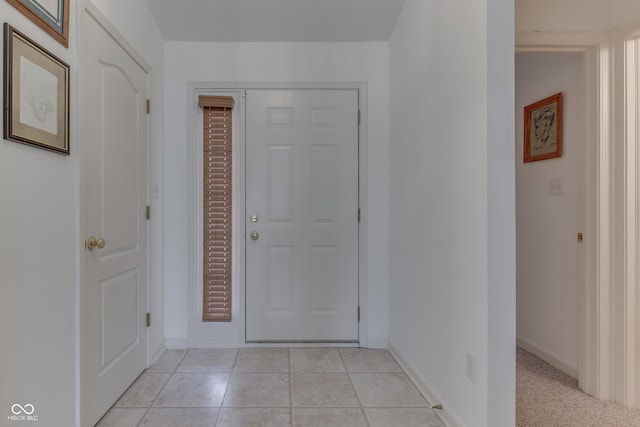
[81,8,149,426]
[245,89,359,342]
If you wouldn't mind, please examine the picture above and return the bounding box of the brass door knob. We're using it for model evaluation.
[87,236,106,251]
[250,231,259,241]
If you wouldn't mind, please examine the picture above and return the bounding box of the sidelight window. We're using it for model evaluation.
[199,95,234,322]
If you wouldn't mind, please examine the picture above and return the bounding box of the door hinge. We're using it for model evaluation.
[358,208,361,223]
[357,306,361,322]
[146,205,151,220]
[146,312,151,327]
[577,232,583,242]
[358,110,361,125]
[146,99,151,114]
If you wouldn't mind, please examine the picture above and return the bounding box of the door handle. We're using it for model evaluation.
[250,231,259,241]
[86,236,106,251]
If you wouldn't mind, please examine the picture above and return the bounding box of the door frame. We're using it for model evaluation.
[186,82,369,347]
[516,32,613,400]
[79,2,152,425]
[615,17,640,408]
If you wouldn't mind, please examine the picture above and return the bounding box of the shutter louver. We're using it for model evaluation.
[200,95,234,322]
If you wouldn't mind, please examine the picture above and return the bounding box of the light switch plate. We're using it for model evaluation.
[550,177,564,196]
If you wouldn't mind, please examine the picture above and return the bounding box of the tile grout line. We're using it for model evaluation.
[288,348,294,426]
[338,348,372,427]
[215,348,241,426]
[134,348,190,427]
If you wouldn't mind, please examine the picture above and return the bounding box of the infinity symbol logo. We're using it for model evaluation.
[11,404,35,415]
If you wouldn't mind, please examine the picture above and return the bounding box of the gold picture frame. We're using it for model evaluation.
[5,0,69,47]
[3,24,70,155]
[524,92,563,163]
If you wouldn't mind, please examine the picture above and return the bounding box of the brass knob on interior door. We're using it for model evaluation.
[86,236,106,251]
[250,231,259,241]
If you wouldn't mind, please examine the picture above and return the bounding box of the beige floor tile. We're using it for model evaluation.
[95,408,147,427]
[340,348,402,373]
[216,408,292,426]
[154,373,229,407]
[223,373,290,407]
[350,373,428,407]
[291,374,359,407]
[290,348,345,373]
[140,408,219,427]
[365,408,444,427]
[146,350,187,373]
[114,373,170,407]
[234,348,290,373]
[101,347,446,426]
[292,408,367,427]
[177,349,238,373]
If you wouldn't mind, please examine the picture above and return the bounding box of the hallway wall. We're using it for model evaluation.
[388,0,515,426]
[515,53,582,377]
[162,41,390,348]
[0,3,78,424]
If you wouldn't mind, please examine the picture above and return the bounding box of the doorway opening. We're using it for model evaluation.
[515,34,612,401]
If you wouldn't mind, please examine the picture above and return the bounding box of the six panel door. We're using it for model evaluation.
[245,89,359,342]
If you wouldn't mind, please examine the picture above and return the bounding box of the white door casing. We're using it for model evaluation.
[245,89,359,342]
[81,5,150,425]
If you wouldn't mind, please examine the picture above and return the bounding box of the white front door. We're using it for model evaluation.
[245,89,359,342]
[81,8,149,425]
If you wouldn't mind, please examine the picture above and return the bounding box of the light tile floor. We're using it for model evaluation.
[96,348,444,427]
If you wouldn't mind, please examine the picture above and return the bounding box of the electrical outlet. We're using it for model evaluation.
[466,352,477,384]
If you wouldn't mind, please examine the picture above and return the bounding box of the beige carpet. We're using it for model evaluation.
[517,347,640,426]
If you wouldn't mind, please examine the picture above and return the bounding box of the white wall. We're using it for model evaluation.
[516,0,640,32]
[0,0,164,425]
[515,53,582,377]
[163,42,390,347]
[388,0,514,426]
[0,3,79,425]
[487,1,516,425]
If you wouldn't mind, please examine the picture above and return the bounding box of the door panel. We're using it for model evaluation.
[245,89,358,342]
[81,9,148,426]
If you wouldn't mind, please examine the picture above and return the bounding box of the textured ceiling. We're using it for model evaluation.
[145,0,406,42]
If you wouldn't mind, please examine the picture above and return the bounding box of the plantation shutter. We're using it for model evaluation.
[199,95,234,322]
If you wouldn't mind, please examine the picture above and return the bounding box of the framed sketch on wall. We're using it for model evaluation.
[3,24,70,155]
[524,92,563,163]
[5,0,70,47]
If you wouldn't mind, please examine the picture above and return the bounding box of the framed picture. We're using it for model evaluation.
[5,0,69,47]
[3,24,70,155]
[524,92,563,163]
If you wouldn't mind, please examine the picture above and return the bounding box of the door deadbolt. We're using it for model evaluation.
[250,214,259,223]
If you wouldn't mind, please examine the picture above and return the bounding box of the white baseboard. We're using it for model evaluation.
[516,336,578,379]
[150,342,166,366]
[388,342,464,427]
[165,337,188,349]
